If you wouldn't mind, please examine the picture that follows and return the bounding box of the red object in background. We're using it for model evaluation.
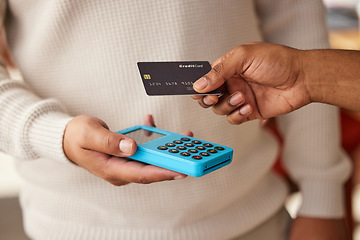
[341,110,360,240]
[341,110,360,154]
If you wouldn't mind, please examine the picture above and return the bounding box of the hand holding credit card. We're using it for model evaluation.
[137,61,222,96]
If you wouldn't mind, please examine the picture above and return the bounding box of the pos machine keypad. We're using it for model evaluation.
[156,138,224,160]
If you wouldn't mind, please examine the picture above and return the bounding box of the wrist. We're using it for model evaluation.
[299,50,324,105]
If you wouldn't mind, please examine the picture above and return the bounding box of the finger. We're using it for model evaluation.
[192,84,225,107]
[79,147,187,185]
[196,97,211,108]
[226,104,254,125]
[180,131,193,137]
[191,94,205,100]
[85,126,137,157]
[211,91,245,116]
[143,114,156,127]
[193,47,247,93]
[103,156,187,184]
[196,95,220,108]
[144,114,193,137]
[143,114,156,136]
[202,95,219,107]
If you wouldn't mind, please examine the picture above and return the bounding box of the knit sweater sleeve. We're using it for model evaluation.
[255,0,352,218]
[0,1,73,162]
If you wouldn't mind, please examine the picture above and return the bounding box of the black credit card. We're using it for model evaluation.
[137,61,222,96]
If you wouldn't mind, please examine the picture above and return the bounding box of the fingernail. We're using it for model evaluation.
[174,175,187,180]
[228,93,244,106]
[119,139,133,154]
[239,104,251,115]
[193,77,208,91]
[203,96,215,106]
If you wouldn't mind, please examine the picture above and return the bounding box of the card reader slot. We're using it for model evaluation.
[203,157,231,173]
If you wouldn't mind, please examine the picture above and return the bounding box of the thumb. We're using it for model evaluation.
[87,126,137,157]
[193,46,248,93]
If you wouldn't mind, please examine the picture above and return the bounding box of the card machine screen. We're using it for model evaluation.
[124,128,165,144]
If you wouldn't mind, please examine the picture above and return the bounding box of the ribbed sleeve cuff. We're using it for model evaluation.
[28,112,73,163]
[298,179,345,218]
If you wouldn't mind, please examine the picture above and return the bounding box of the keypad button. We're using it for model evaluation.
[184,143,194,147]
[181,137,191,141]
[180,152,191,156]
[177,146,187,150]
[169,149,179,153]
[188,149,198,153]
[192,140,202,144]
[157,146,168,150]
[165,143,176,147]
[214,146,225,150]
[200,152,210,156]
[196,146,206,150]
[203,143,213,148]
[173,140,183,144]
[192,155,202,160]
[207,149,218,154]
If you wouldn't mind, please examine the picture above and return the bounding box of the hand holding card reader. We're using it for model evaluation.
[116,125,233,177]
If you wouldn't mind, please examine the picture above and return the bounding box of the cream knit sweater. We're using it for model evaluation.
[0,0,351,239]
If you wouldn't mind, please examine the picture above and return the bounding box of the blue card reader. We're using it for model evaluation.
[116,125,233,177]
